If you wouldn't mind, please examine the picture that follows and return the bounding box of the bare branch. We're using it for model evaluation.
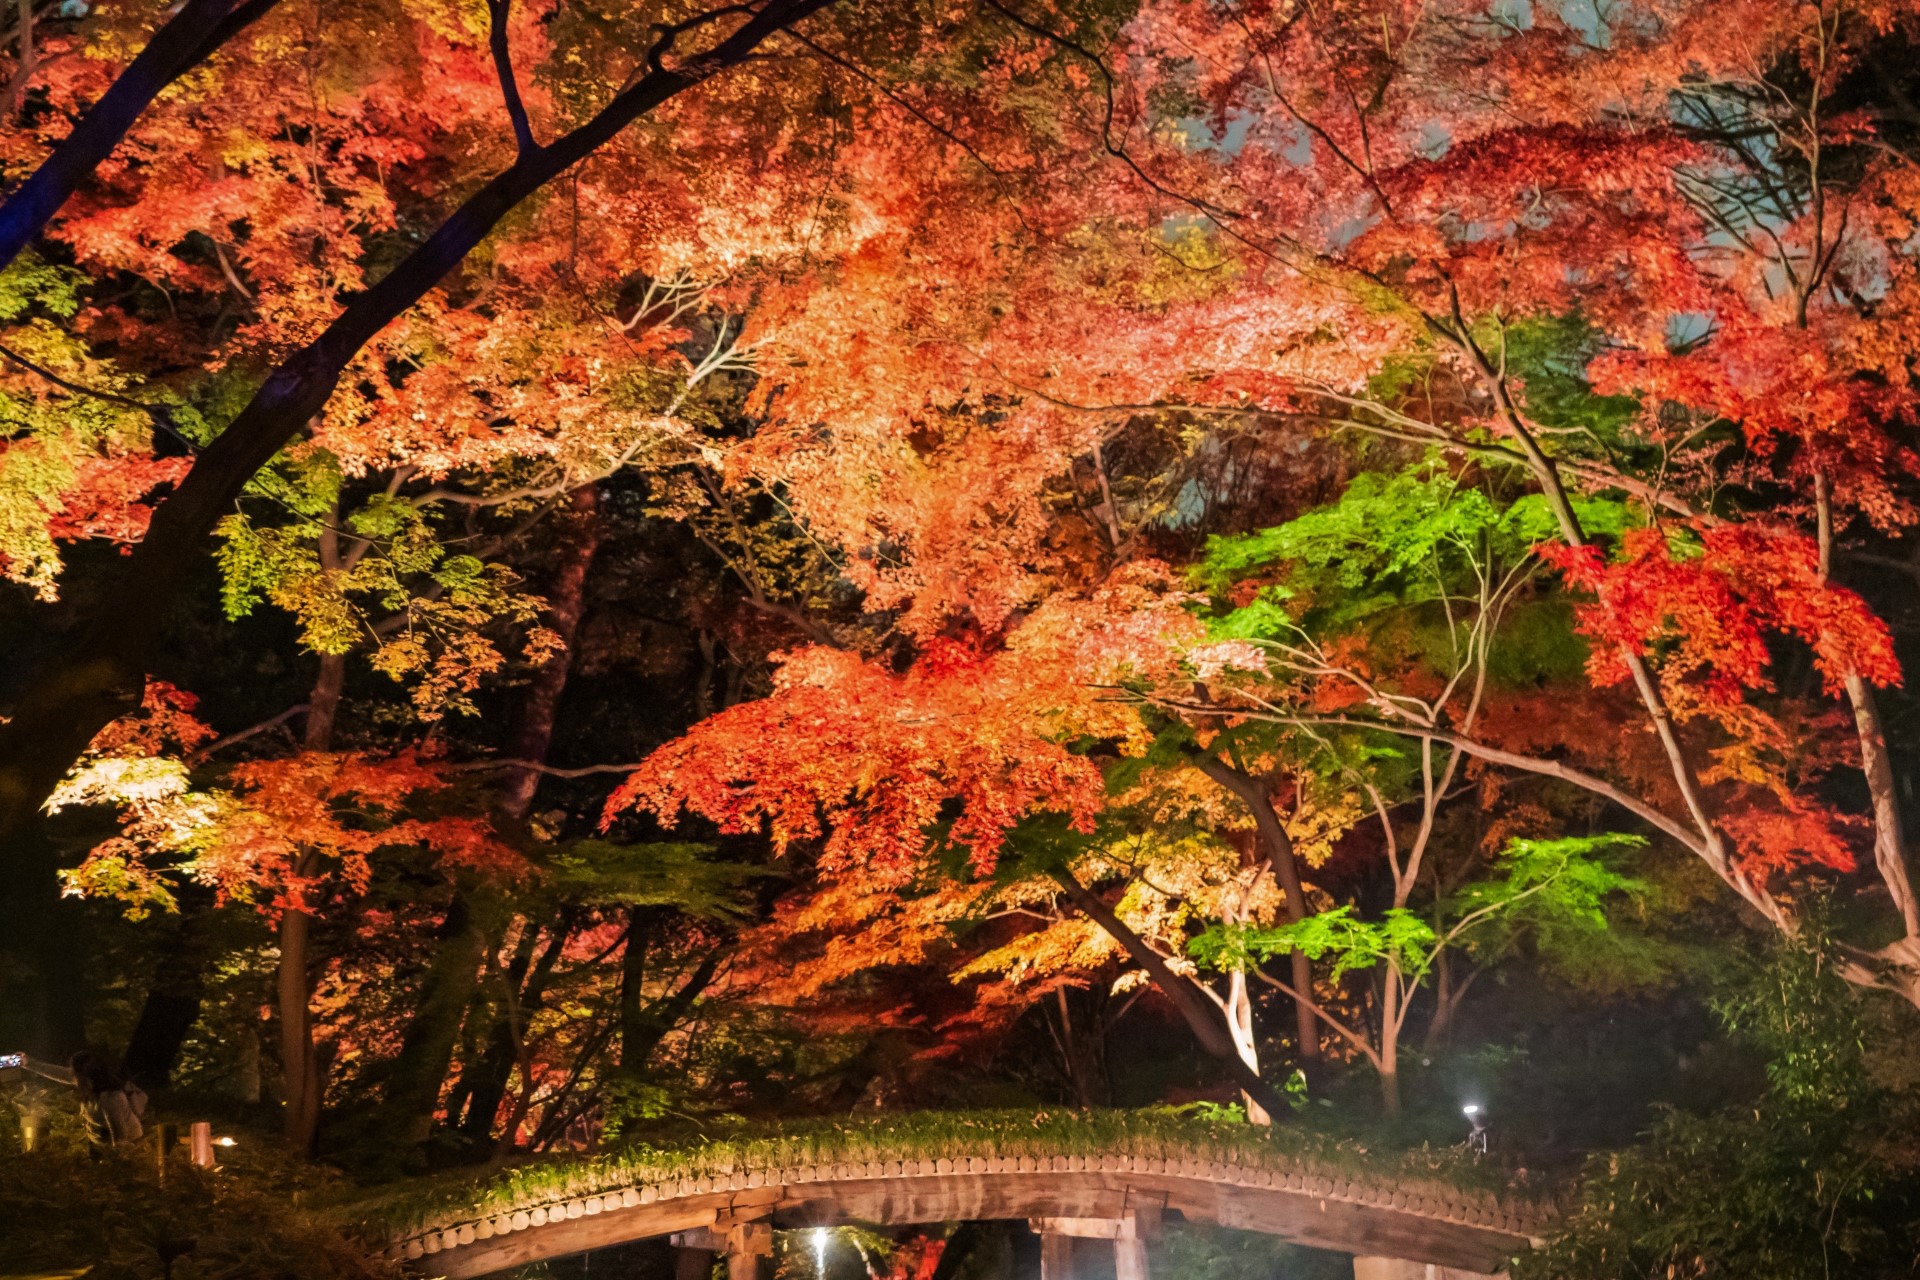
[188,703,310,763]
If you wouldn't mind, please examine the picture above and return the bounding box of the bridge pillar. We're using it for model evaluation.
[724,1221,773,1280]
[1353,1258,1508,1280]
[1038,1230,1076,1280]
[1031,1205,1159,1280]
[672,1244,714,1280]
[672,1222,773,1280]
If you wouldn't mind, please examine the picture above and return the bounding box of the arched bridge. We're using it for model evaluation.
[356,1112,1547,1279]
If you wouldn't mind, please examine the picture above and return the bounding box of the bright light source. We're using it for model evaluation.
[215,1136,237,1147]
[812,1227,830,1275]
[1462,1104,1481,1116]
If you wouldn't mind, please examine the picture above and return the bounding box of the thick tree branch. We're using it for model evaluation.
[0,0,281,271]
[1049,865,1290,1118]
[1188,751,1322,1061]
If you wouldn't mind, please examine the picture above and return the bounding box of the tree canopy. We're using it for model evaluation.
[7,0,1920,1276]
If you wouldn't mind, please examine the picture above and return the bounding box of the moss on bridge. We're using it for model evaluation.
[343,1107,1550,1245]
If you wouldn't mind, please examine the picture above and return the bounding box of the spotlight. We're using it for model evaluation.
[215,1136,237,1147]
[1462,1104,1489,1156]
[812,1226,830,1275]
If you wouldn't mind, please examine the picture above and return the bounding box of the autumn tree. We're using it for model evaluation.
[629,0,1920,1029]
[0,0,840,862]
[51,682,516,1151]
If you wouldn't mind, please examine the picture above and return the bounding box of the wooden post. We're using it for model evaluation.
[189,1120,215,1168]
[670,1228,725,1280]
[1032,1209,1157,1280]
[1039,1231,1075,1280]
[154,1120,176,1183]
[725,1221,773,1280]
[1353,1259,1507,1280]
[1113,1235,1150,1280]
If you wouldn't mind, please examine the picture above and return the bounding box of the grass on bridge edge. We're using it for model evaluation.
[338,1107,1556,1244]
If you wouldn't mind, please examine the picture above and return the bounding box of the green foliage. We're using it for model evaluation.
[214,466,554,717]
[1490,315,1643,439]
[341,1107,1539,1240]
[1520,941,1920,1280]
[1198,461,1630,649]
[597,1075,676,1144]
[543,839,768,919]
[1191,903,1438,980]
[0,256,184,598]
[1148,1220,1351,1280]
[1446,834,1648,957]
[1190,834,1645,982]
[1711,926,1871,1108]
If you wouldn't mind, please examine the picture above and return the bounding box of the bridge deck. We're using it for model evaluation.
[357,1112,1548,1278]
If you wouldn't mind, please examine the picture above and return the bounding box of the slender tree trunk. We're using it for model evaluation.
[1422,949,1476,1054]
[1050,867,1290,1119]
[4,0,37,118]
[620,907,656,1068]
[0,0,836,872]
[277,878,321,1153]
[496,487,600,828]
[1846,673,1920,938]
[376,489,600,1144]
[623,941,723,1070]
[275,654,345,1154]
[1192,757,1321,1064]
[1814,473,1920,943]
[302,653,345,754]
[1225,968,1269,1125]
[1377,968,1402,1117]
[458,921,570,1141]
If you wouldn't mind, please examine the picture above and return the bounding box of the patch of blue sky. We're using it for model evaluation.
[1490,0,1535,30]
[1168,108,1258,157]
[1413,121,1452,162]
[1555,0,1610,46]
[1665,311,1715,351]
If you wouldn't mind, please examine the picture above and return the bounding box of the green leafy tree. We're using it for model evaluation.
[1522,939,1920,1280]
[1189,835,1646,1114]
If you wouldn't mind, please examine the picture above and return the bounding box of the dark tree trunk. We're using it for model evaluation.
[928,1223,984,1280]
[277,873,323,1155]
[0,0,282,270]
[376,894,492,1144]
[1049,867,1290,1120]
[1192,756,1322,1064]
[621,922,723,1071]
[301,651,345,755]
[457,921,571,1142]
[121,896,213,1089]
[277,653,343,1156]
[379,488,600,1144]
[496,486,600,824]
[0,0,837,874]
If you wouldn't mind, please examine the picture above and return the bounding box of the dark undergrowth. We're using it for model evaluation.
[0,1112,395,1280]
